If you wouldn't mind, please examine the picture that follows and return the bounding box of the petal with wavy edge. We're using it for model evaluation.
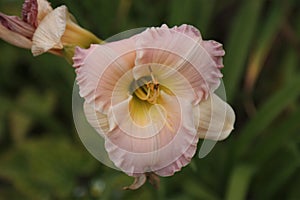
[104,92,198,176]
[73,39,136,114]
[195,93,235,141]
[171,24,202,40]
[134,24,222,103]
[31,5,67,56]
[201,40,225,68]
[172,24,225,68]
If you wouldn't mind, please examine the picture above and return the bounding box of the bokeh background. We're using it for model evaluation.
[0,0,300,199]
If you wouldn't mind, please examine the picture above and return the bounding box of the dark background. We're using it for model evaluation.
[0,0,300,199]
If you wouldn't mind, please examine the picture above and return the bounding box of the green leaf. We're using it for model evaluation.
[0,136,97,199]
[17,88,56,117]
[0,96,11,142]
[244,0,288,92]
[223,0,265,102]
[9,109,33,144]
[286,170,300,199]
[225,164,256,200]
[168,0,195,25]
[183,179,219,200]
[234,76,300,159]
[253,145,300,200]
[249,108,300,165]
[7,88,59,143]
[192,0,216,35]
[283,49,299,83]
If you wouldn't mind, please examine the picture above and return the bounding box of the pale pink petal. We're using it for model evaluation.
[154,140,196,176]
[0,23,32,49]
[173,24,225,68]
[105,92,198,176]
[135,24,222,103]
[73,45,97,68]
[31,5,67,56]
[36,0,53,22]
[132,64,196,103]
[171,24,201,40]
[195,93,235,140]
[107,92,182,152]
[0,13,34,38]
[83,102,109,137]
[201,40,225,68]
[108,96,168,139]
[73,38,136,114]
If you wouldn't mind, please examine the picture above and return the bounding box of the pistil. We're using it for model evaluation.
[134,73,160,104]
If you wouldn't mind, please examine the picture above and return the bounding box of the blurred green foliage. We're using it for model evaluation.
[0,0,300,199]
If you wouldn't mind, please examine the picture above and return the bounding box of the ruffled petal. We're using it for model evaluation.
[173,24,225,68]
[171,24,201,40]
[105,92,198,176]
[134,24,222,103]
[31,5,67,56]
[201,40,225,68]
[154,139,196,176]
[195,93,235,141]
[73,39,136,114]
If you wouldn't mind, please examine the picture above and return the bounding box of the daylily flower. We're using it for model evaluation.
[73,24,235,189]
[0,0,101,58]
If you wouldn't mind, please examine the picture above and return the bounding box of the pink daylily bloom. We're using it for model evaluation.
[0,0,51,49]
[73,24,235,189]
[0,0,101,57]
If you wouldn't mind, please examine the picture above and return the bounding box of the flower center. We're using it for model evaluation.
[133,74,160,104]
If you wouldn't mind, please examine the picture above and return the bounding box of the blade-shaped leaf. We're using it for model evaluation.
[223,0,265,102]
[234,76,300,159]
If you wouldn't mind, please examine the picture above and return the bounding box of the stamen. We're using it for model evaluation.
[133,72,161,104]
[135,87,150,100]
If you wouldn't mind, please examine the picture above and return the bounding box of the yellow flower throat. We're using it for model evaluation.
[133,74,160,105]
